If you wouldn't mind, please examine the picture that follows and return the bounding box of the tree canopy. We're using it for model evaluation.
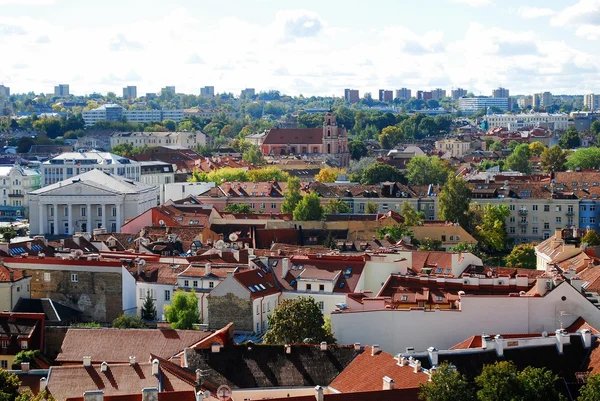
[504,144,532,174]
[360,163,404,185]
[419,362,475,401]
[141,293,157,321]
[324,199,351,214]
[112,314,147,329]
[263,297,335,344]
[540,145,567,173]
[579,373,600,401]
[439,176,472,228]
[406,155,451,186]
[566,148,600,170]
[365,201,379,214]
[558,126,581,149]
[281,177,303,214]
[401,201,425,226]
[474,204,510,252]
[582,230,600,246]
[505,243,538,269]
[293,191,324,221]
[315,167,345,183]
[224,203,253,214]
[164,290,201,330]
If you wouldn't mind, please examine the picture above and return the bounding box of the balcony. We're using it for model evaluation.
[8,194,23,198]
[518,209,528,215]
[518,221,529,226]
[566,210,575,216]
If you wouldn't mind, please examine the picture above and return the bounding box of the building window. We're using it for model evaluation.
[43,272,51,282]
[260,203,266,209]
[556,206,562,212]
[71,274,78,283]
[209,282,214,288]
[271,203,276,209]
[510,216,515,223]
[533,227,538,234]
[1,341,7,349]
[112,207,117,217]
[193,280,198,288]
[532,217,538,223]
[401,295,408,301]
[20,341,28,349]
[556,217,561,224]
[520,227,527,234]
[65,206,69,216]
[543,232,551,239]
[319,284,325,291]
[50,207,54,217]
[544,223,550,229]
[165,290,171,301]
[510,227,515,234]
[318,301,324,310]
[306,284,312,291]
[81,207,86,217]
[509,205,515,211]
[592,205,597,212]
[544,205,550,212]
[582,217,587,224]
[184,280,189,287]
[532,205,538,211]
[441,235,446,241]
[0,361,6,369]
[582,205,587,212]
[592,217,597,224]
[98,207,103,217]
[256,305,259,315]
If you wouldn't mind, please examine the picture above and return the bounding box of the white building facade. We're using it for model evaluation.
[110,131,207,150]
[82,104,184,126]
[484,113,569,131]
[458,97,509,112]
[28,170,158,235]
[0,165,41,220]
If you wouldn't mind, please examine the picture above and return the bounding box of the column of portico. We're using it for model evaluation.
[67,204,73,235]
[87,203,92,233]
[116,202,122,233]
[101,202,106,230]
[53,203,58,236]
[38,202,44,235]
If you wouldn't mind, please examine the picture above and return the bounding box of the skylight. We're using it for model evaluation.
[248,286,256,293]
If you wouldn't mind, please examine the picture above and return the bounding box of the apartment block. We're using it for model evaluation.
[162,86,176,94]
[54,84,70,97]
[451,88,467,100]
[0,85,9,97]
[241,88,256,99]
[458,96,509,112]
[431,88,446,100]
[378,89,393,102]
[584,94,600,111]
[122,86,137,99]
[200,86,215,97]
[395,88,411,100]
[492,87,510,98]
[344,89,359,104]
[484,113,569,131]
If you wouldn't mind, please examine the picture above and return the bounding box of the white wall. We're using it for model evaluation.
[252,292,280,333]
[122,267,137,314]
[362,255,409,294]
[164,182,215,203]
[281,291,346,318]
[331,283,599,353]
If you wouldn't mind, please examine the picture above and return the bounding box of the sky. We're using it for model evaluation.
[2,0,600,97]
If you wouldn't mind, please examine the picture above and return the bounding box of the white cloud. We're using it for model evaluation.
[517,6,555,19]
[450,0,494,7]
[0,0,53,4]
[552,0,600,26]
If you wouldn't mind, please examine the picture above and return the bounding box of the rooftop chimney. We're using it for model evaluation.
[195,369,202,385]
[382,376,395,390]
[151,359,159,376]
[100,362,108,373]
[414,360,422,373]
[494,335,504,357]
[9,271,13,282]
[40,378,47,391]
[427,347,438,367]
[211,342,221,353]
[371,345,380,356]
[320,342,328,351]
[581,329,593,349]
[195,390,204,401]
[205,262,212,276]
[285,344,291,354]
[83,356,92,367]
[354,343,361,351]
[21,362,29,373]
[83,391,104,401]
[555,228,562,240]
[281,258,290,278]
[141,388,158,401]
[315,386,324,401]
[129,356,136,365]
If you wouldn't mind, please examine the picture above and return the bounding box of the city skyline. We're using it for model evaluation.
[1,0,600,96]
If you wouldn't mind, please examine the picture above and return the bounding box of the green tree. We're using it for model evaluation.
[540,145,567,173]
[281,177,303,214]
[0,227,17,243]
[162,119,177,131]
[419,237,443,251]
[242,144,265,165]
[263,297,335,344]
[379,125,403,149]
[489,141,503,152]
[474,204,510,252]
[112,314,147,328]
[582,229,600,246]
[164,290,201,330]
[377,224,414,242]
[0,369,23,401]
[566,148,600,170]
[360,163,404,185]
[579,373,600,401]
[401,201,425,226]
[475,361,520,401]
[505,144,532,174]
[13,350,40,366]
[419,362,475,401]
[528,141,546,156]
[439,176,472,228]
[505,243,537,269]
[559,126,581,149]
[246,166,290,182]
[349,140,368,160]
[450,242,482,258]
[324,199,351,214]
[406,155,451,185]
[111,143,134,156]
[141,293,157,321]
[517,366,564,401]
[365,201,379,214]
[293,191,324,221]
[591,120,600,135]
[17,137,34,153]
[315,167,345,183]
[224,203,253,214]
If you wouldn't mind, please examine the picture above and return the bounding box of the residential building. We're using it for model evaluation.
[0,263,32,313]
[344,89,359,104]
[0,85,9,97]
[417,91,432,101]
[122,86,137,99]
[0,165,41,220]
[240,88,255,99]
[517,96,533,108]
[82,104,184,126]
[434,137,472,158]
[163,182,216,204]
[110,131,207,150]
[0,312,44,370]
[458,96,509,113]
[431,88,446,100]
[492,87,509,98]
[451,88,467,100]
[484,113,569,131]
[73,130,113,151]
[261,112,350,166]
[139,161,175,203]
[29,170,158,235]
[410,222,477,250]
[533,91,552,108]
[194,181,288,213]
[183,107,237,119]
[41,151,141,185]
[378,89,393,102]
[395,88,411,100]
[162,86,176,94]
[54,84,69,97]
[130,146,201,174]
[3,251,137,322]
[200,86,215,97]
[584,93,600,111]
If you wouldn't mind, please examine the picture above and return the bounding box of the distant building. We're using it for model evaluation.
[484,113,569,131]
[533,92,552,108]
[54,84,70,97]
[200,86,215,97]
[0,165,41,220]
[458,96,509,113]
[417,91,433,101]
[378,89,393,102]
[431,88,446,100]
[492,87,510,98]
[240,88,255,99]
[434,137,473,158]
[110,131,208,150]
[344,89,359,104]
[122,86,137,99]
[584,94,600,111]
[0,85,9,97]
[82,104,184,126]
[183,108,237,119]
[395,88,411,100]
[162,86,176,94]
[517,96,533,109]
[451,88,467,100]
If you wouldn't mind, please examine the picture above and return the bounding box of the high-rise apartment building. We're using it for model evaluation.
[417,91,433,101]
[458,96,509,113]
[517,96,533,109]
[54,84,70,97]
[451,88,467,100]
[0,85,9,97]
[122,86,137,99]
[200,86,215,97]
[395,88,411,100]
[378,89,393,102]
[492,87,510,98]
[532,92,552,108]
[431,88,447,101]
[162,86,176,94]
[344,89,359,104]
[241,88,256,99]
[584,94,600,111]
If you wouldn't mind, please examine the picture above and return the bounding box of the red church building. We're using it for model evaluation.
[261,113,350,167]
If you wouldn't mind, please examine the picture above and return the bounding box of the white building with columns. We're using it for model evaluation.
[28,170,158,236]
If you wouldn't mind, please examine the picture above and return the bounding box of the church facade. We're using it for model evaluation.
[261,113,350,167]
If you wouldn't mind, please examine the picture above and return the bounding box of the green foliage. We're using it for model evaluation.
[112,314,147,328]
[315,167,345,183]
[17,389,56,401]
[348,157,377,175]
[365,201,379,214]
[281,177,303,214]
[419,237,443,251]
[72,322,101,328]
[505,144,532,174]
[579,373,600,401]
[293,191,324,221]
[439,176,472,228]
[110,143,134,156]
[540,145,567,173]
[360,163,404,185]
[401,201,425,226]
[591,120,600,135]
[263,297,335,344]
[474,204,510,252]
[348,141,368,160]
[141,293,157,321]
[324,199,351,214]
[0,369,25,401]
[242,144,265,165]
[450,242,482,257]
[528,141,546,156]
[406,155,451,185]
[224,203,253,214]
[13,350,40,365]
[164,290,201,330]
[566,148,600,170]
[247,167,289,182]
[558,126,581,149]
[0,227,17,243]
[190,166,288,184]
[17,137,34,153]
[377,224,413,242]
[489,141,503,152]
[582,230,600,246]
[419,362,475,401]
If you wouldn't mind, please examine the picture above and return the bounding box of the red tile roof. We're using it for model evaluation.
[233,268,280,298]
[0,265,24,282]
[263,128,323,145]
[66,390,197,401]
[565,317,600,335]
[450,333,544,350]
[329,346,428,392]
[56,328,214,364]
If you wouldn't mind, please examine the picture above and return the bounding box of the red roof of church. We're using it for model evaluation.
[262,128,323,145]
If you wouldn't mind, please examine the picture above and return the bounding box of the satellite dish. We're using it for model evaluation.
[159,219,166,227]
[229,233,239,242]
[74,249,84,257]
[138,259,146,267]
[215,240,225,250]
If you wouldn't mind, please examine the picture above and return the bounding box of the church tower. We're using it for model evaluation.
[322,112,349,167]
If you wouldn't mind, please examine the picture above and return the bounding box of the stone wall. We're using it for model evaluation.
[207,293,252,332]
[45,326,69,360]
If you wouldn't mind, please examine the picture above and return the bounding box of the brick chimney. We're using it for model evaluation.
[141,388,158,401]
[382,376,394,390]
[83,391,104,401]
[414,360,422,373]
[371,345,380,356]
[581,329,593,348]
[21,362,29,373]
[427,347,438,366]
[281,258,290,279]
[315,386,324,401]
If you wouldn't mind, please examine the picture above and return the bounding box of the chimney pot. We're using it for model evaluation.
[151,359,159,376]
[414,360,422,373]
[315,386,324,401]
[371,345,380,356]
[211,342,221,353]
[100,362,108,373]
[40,378,47,391]
[195,390,204,401]
[129,356,136,365]
[141,388,158,401]
[285,344,291,354]
[83,390,104,401]
[382,376,395,390]
[320,342,328,351]
[83,356,92,367]
[353,342,361,351]
[21,362,29,373]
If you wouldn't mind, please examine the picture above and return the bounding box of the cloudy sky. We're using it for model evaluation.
[1,0,600,97]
